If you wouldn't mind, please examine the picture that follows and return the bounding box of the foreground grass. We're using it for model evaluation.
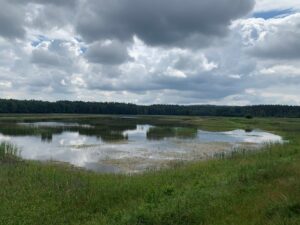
[1,116,300,225]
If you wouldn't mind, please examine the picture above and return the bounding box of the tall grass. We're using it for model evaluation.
[0,142,19,163]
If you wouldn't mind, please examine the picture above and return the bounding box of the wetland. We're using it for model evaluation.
[1,115,300,225]
[0,115,282,173]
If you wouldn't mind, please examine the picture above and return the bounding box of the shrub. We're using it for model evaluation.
[245,115,253,119]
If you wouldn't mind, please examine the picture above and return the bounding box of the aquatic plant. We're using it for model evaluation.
[0,142,19,163]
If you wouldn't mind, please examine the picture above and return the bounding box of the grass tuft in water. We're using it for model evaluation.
[0,142,20,163]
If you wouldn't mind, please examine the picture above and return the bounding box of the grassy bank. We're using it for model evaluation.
[1,116,300,225]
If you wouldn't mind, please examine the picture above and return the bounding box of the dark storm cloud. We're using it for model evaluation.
[10,0,78,7]
[28,0,78,7]
[85,40,132,65]
[77,0,255,47]
[0,0,25,39]
[86,68,249,100]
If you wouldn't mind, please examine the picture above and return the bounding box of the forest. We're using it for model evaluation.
[1,99,300,117]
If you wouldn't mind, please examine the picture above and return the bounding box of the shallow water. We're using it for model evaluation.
[0,121,283,173]
[18,121,94,128]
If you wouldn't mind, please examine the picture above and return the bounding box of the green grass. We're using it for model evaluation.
[1,116,300,225]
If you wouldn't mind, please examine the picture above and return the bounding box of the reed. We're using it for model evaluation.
[0,142,19,163]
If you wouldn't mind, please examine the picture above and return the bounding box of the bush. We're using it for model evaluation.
[245,115,253,119]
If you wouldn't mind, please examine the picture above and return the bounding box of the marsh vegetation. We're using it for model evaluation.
[0,115,282,173]
[1,115,300,225]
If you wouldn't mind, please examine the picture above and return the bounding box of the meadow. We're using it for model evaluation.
[1,115,300,225]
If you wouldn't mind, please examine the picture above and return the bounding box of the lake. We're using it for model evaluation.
[0,118,283,173]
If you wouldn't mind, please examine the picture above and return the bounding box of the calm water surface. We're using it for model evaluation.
[0,121,283,173]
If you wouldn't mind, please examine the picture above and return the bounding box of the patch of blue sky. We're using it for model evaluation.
[80,47,87,54]
[253,8,294,19]
[31,35,49,47]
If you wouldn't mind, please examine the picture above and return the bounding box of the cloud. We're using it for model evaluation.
[254,0,300,12]
[85,40,132,65]
[30,40,78,69]
[239,13,300,60]
[83,37,249,101]
[1,0,300,105]
[76,0,255,47]
[0,0,79,40]
[25,1,79,32]
[28,0,78,7]
[0,0,25,39]
[31,49,63,67]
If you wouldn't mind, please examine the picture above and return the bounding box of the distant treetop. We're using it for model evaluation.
[0,99,299,118]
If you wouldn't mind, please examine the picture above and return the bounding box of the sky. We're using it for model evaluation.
[0,0,299,105]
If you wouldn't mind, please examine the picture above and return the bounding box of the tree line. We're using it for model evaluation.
[0,99,300,117]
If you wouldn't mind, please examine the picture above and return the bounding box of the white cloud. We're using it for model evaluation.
[260,65,300,77]
[244,13,300,59]
[254,0,300,12]
[0,81,12,88]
